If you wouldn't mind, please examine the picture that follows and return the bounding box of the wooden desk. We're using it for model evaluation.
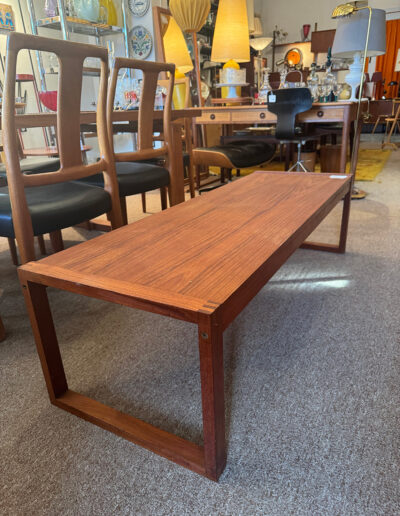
[19,170,352,481]
[194,102,358,174]
[8,108,199,206]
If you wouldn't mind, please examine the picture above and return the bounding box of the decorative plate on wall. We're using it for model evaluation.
[128,0,150,17]
[129,25,153,59]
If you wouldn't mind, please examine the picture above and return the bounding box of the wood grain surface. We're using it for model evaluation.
[20,171,351,323]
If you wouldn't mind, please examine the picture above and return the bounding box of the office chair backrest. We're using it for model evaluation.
[267,88,312,140]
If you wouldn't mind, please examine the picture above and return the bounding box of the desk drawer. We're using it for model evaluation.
[199,111,232,123]
[231,110,276,123]
[302,107,345,122]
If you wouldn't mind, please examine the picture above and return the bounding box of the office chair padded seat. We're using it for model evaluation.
[0,182,111,238]
[194,141,275,169]
[82,161,170,197]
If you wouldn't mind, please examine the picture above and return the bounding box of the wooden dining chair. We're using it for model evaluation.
[1,32,123,264]
[382,98,400,150]
[80,58,175,224]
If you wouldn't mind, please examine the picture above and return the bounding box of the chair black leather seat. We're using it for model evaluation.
[81,161,170,197]
[201,141,276,169]
[0,159,61,185]
[0,182,111,238]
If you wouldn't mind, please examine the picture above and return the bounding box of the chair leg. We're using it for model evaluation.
[160,187,168,210]
[120,197,128,225]
[141,193,146,213]
[0,314,5,342]
[49,230,64,253]
[236,169,240,177]
[7,237,18,266]
[37,235,47,255]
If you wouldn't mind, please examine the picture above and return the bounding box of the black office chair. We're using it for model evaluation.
[267,88,318,172]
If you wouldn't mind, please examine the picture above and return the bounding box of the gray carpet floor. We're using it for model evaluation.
[1,145,399,515]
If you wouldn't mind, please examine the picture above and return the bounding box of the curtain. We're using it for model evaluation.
[375,19,400,99]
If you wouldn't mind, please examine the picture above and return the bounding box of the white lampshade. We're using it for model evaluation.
[163,16,194,74]
[252,16,263,37]
[250,37,273,52]
[395,48,400,72]
[211,0,250,63]
[332,8,386,58]
[246,0,255,34]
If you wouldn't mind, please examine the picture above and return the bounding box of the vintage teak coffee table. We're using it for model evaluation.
[19,171,352,481]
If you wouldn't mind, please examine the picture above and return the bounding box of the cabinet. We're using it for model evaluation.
[26,0,130,93]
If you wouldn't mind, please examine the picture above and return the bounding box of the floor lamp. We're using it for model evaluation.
[250,37,273,92]
[331,4,386,199]
[169,0,210,107]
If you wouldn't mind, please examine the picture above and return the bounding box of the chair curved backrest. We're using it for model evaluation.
[267,88,312,140]
[2,32,123,262]
[107,58,175,164]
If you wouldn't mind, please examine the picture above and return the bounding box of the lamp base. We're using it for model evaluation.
[345,52,364,102]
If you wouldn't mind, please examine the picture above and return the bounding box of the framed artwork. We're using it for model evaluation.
[129,25,153,59]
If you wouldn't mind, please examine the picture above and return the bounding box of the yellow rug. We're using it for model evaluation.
[210,149,391,182]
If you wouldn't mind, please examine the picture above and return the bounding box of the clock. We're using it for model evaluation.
[128,0,150,17]
[285,48,302,67]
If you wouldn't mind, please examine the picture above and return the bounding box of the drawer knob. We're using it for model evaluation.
[317,110,324,118]
[210,114,216,120]
[260,112,266,119]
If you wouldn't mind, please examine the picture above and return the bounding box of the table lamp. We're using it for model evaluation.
[211,0,250,99]
[250,37,273,91]
[169,0,210,107]
[332,6,386,101]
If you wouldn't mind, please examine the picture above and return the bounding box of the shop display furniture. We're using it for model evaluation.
[20,170,352,481]
[1,32,123,264]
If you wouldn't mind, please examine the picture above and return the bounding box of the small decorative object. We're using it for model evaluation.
[75,0,100,22]
[285,48,302,67]
[130,25,153,59]
[302,24,311,41]
[128,0,150,17]
[0,3,15,30]
[279,68,288,89]
[274,25,288,43]
[99,0,118,25]
[44,0,57,18]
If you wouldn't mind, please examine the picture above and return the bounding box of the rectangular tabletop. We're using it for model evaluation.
[20,171,351,329]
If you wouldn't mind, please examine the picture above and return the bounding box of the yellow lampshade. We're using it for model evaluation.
[211,0,250,63]
[169,0,210,33]
[163,16,194,74]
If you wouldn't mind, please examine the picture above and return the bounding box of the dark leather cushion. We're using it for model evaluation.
[0,182,111,238]
[0,159,61,185]
[204,141,276,168]
[81,161,170,197]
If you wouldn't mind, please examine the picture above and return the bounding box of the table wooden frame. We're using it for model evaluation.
[19,171,352,482]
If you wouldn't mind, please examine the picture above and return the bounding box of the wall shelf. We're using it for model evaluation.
[36,16,122,37]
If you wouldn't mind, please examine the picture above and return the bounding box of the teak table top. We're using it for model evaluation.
[21,171,351,328]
